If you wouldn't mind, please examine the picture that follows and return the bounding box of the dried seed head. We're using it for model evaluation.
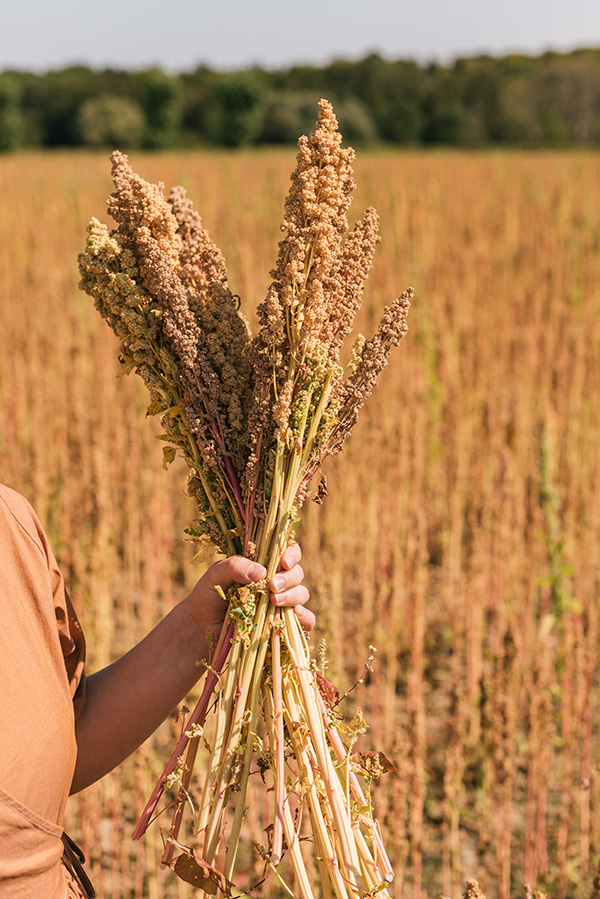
[321,207,381,354]
[322,288,412,459]
[463,880,486,899]
[257,98,356,367]
[107,151,200,377]
[168,185,228,309]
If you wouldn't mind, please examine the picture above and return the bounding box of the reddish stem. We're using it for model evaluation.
[132,619,236,840]
[210,422,246,522]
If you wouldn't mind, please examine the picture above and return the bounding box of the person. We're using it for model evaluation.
[0,481,313,898]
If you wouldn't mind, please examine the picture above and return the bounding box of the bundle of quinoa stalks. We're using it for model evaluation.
[79,99,412,899]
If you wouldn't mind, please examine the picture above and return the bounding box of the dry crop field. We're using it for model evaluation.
[1,147,600,899]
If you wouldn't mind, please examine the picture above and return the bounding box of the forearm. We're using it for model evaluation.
[71,595,215,794]
[69,549,312,794]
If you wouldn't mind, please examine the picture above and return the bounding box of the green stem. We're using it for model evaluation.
[259,439,287,570]
[202,593,273,861]
[300,368,335,467]
[186,436,238,556]
[223,603,276,878]
[270,616,285,866]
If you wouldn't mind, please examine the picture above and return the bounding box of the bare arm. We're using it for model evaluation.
[71,546,312,794]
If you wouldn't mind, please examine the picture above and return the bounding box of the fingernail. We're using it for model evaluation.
[272,575,285,591]
[248,563,265,580]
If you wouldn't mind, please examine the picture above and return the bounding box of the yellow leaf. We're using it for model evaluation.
[162,446,177,470]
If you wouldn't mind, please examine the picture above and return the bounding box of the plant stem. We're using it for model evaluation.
[223,602,275,879]
[283,610,363,890]
[282,672,351,899]
[132,618,235,840]
[270,614,285,865]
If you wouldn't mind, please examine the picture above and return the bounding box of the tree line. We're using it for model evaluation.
[1,48,600,151]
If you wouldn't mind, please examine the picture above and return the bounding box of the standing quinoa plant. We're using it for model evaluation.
[79,100,411,898]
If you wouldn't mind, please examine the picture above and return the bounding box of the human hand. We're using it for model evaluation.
[186,544,314,638]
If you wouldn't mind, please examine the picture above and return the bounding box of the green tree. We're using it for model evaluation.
[334,97,378,144]
[26,66,96,145]
[350,55,425,142]
[258,90,377,146]
[0,75,24,151]
[532,51,600,143]
[258,90,322,143]
[78,95,145,148]
[136,69,181,149]
[212,73,265,146]
[180,65,220,145]
[269,54,424,144]
[4,48,600,150]
[422,97,477,143]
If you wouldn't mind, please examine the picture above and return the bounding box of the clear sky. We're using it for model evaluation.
[2,0,599,72]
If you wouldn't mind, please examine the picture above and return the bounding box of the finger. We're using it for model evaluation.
[279,543,301,571]
[294,604,315,632]
[268,564,304,596]
[206,556,266,591]
[270,584,310,608]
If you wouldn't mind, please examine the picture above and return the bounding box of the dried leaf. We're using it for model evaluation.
[355,750,397,776]
[312,474,328,504]
[316,672,340,707]
[162,446,177,470]
[169,851,232,895]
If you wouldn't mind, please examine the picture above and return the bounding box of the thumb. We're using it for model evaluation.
[205,556,267,592]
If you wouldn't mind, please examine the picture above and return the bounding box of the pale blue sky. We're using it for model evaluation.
[2,0,599,72]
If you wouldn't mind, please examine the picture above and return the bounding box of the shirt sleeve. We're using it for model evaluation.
[4,485,88,720]
[38,525,88,722]
[58,588,87,721]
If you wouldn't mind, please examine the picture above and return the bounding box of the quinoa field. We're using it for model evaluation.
[1,148,600,899]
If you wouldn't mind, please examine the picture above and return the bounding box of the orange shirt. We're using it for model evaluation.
[0,484,89,898]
